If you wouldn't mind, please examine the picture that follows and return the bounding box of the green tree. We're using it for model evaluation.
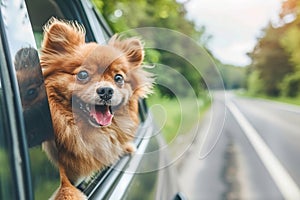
[248,24,293,96]
[219,64,246,90]
[279,0,300,97]
[92,0,212,98]
[93,0,203,38]
[280,72,300,97]
[247,70,264,95]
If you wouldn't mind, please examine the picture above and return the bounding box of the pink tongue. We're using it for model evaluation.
[90,107,113,126]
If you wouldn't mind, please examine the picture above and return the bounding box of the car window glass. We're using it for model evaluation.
[1,0,59,199]
[25,0,65,49]
[2,0,54,148]
[0,34,16,200]
[0,81,16,200]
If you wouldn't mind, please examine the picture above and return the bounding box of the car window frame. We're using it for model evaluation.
[0,27,18,200]
[0,3,34,199]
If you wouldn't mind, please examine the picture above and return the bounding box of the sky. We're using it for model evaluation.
[183,0,283,66]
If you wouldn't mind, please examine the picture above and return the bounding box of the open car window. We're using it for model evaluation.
[1,0,59,199]
[23,0,155,199]
[25,0,109,47]
[0,28,17,200]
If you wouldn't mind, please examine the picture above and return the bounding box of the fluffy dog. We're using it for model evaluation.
[40,18,153,199]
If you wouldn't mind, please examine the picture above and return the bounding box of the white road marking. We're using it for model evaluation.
[227,101,300,200]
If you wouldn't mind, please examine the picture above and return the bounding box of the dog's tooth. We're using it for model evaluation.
[86,104,90,111]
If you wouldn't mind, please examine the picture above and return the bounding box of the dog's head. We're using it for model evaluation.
[41,18,153,128]
[15,47,46,110]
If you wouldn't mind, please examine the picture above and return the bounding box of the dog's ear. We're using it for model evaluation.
[42,18,85,54]
[109,35,144,67]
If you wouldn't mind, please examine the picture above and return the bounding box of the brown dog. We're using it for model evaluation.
[40,18,153,199]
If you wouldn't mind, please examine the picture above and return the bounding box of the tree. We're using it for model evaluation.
[247,70,264,95]
[219,64,246,90]
[280,72,300,97]
[92,0,212,98]
[278,0,300,97]
[246,0,300,97]
[248,24,293,96]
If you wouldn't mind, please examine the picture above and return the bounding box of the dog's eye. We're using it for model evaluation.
[77,70,89,82]
[114,74,124,85]
[25,88,38,101]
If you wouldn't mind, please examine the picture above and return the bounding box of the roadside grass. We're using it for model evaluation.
[147,92,211,143]
[236,90,300,106]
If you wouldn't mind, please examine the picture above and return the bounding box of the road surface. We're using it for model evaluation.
[177,92,300,200]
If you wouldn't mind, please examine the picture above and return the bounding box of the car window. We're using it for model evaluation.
[24,1,155,199]
[1,0,60,199]
[25,0,105,45]
[12,31,59,200]
[25,0,65,49]
[0,33,16,200]
[0,96,15,199]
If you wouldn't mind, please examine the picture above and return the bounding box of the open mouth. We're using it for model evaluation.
[89,104,113,127]
[73,96,125,127]
[74,98,114,127]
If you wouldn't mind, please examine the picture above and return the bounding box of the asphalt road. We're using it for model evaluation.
[177,92,300,200]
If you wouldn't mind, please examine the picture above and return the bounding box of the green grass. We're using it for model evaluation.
[262,96,300,106]
[147,92,211,143]
[237,90,300,106]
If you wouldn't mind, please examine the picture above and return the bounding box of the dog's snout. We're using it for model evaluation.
[97,87,114,101]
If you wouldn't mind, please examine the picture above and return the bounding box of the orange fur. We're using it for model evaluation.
[40,18,153,199]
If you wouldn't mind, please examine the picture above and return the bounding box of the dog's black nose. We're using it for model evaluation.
[96,87,114,101]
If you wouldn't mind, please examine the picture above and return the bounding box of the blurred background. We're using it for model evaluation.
[94,0,300,199]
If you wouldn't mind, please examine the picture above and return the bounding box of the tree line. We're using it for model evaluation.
[247,0,300,98]
[92,0,247,98]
